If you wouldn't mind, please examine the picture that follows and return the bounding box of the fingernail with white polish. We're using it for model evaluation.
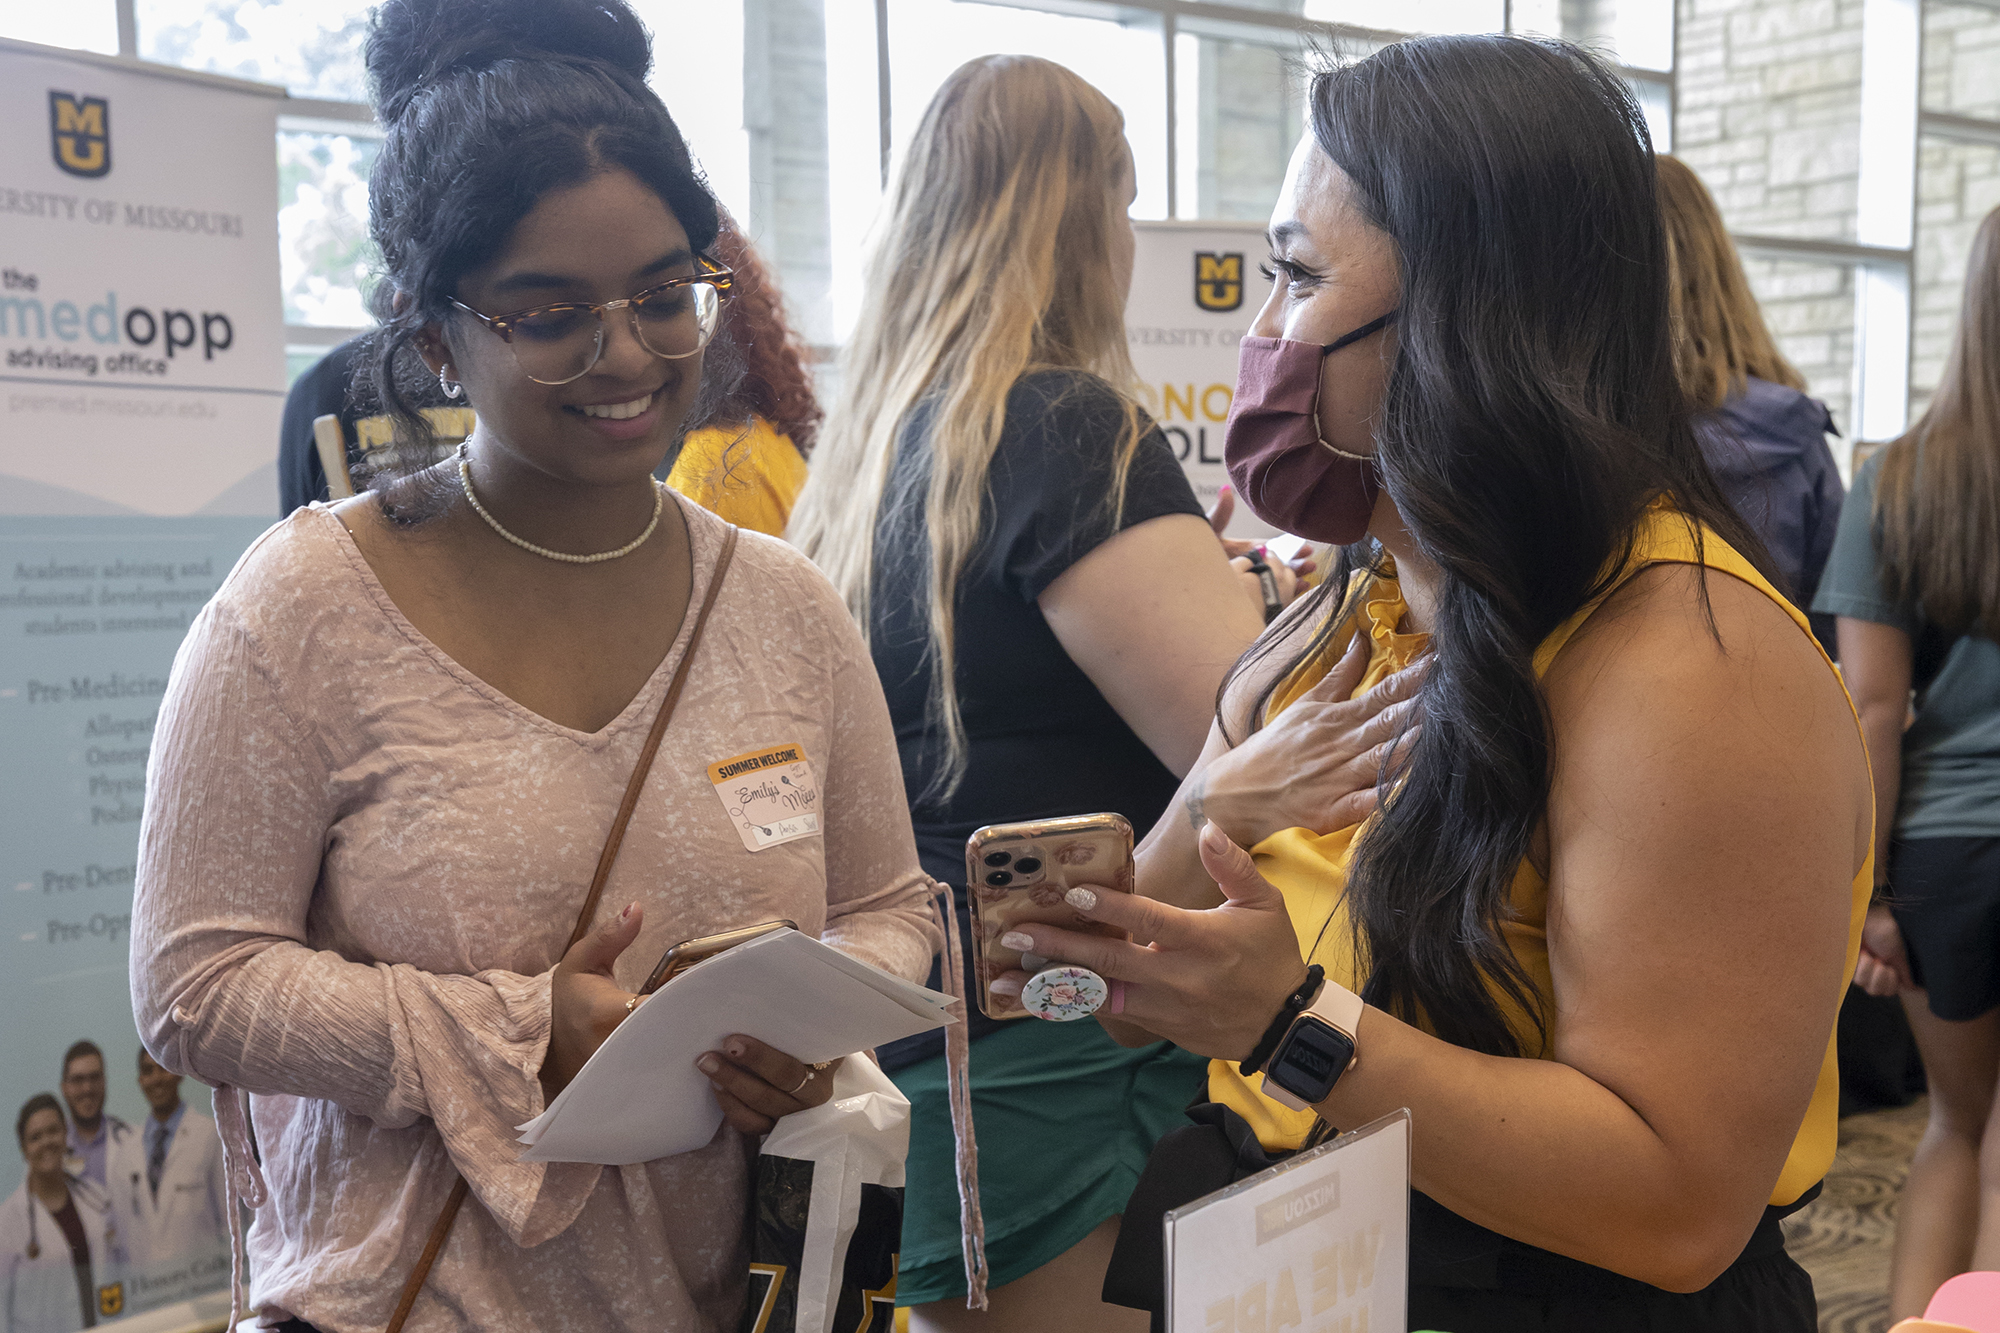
[696,1055,720,1074]
[1065,887,1097,911]
[1000,931,1035,951]
[990,976,1024,996]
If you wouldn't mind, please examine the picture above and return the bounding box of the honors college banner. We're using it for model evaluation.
[1125,220,1277,539]
[1,38,284,1329]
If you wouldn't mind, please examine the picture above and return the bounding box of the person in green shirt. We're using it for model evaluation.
[1816,203,2000,1322]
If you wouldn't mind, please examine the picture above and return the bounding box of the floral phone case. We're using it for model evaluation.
[965,813,1135,1020]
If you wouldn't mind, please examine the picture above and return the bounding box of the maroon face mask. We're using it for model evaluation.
[1222,310,1399,545]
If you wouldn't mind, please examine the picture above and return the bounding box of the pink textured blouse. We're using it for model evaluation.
[130,498,940,1331]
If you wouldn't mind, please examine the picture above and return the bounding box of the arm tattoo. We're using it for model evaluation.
[1184,770,1209,833]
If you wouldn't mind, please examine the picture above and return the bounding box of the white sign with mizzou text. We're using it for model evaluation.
[1165,1109,1410,1333]
[0,39,286,1333]
[0,39,285,516]
[1124,220,1277,539]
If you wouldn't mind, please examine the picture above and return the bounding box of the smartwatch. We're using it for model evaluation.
[1260,977,1363,1111]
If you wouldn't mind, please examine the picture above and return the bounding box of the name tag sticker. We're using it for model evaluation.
[708,743,823,852]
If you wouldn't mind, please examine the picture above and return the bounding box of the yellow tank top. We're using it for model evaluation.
[1210,502,1871,1208]
[667,415,809,537]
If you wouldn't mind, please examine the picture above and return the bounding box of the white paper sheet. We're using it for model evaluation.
[516,929,956,1164]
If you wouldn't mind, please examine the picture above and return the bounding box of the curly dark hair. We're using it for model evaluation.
[701,218,821,455]
[359,0,734,517]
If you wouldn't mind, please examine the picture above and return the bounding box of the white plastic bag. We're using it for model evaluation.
[740,1054,910,1333]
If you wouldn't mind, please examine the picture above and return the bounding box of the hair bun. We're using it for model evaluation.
[367,0,652,121]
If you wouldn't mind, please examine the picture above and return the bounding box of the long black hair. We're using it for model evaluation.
[1226,36,1775,1058]
[360,0,732,508]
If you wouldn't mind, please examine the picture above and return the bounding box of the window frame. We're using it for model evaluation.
[88,0,2000,434]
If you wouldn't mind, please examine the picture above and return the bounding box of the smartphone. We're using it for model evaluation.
[965,814,1135,1020]
[639,919,797,996]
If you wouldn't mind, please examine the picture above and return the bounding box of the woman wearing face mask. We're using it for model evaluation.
[992,36,1871,1333]
[128,2,939,1329]
[791,55,1368,1332]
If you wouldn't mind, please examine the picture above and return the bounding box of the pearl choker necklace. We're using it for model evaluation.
[456,445,663,565]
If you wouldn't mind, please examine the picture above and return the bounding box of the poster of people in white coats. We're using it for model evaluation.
[5,1046,229,1331]
[3,1094,131,1331]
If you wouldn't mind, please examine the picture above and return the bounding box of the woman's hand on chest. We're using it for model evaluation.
[1197,634,1425,848]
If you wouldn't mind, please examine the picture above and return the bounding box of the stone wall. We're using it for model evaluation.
[1673,0,2000,438]
[1911,1,2000,414]
[1673,0,1868,433]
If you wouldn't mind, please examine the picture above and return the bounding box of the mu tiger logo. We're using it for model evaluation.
[50,91,111,178]
[97,1281,125,1318]
[1194,251,1244,312]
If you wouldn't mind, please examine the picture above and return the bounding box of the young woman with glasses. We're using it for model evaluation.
[128,1,939,1329]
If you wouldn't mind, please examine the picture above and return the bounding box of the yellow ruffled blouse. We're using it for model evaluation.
[1209,503,1870,1209]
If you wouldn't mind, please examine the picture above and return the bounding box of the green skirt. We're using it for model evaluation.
[888,1016,1208,1305]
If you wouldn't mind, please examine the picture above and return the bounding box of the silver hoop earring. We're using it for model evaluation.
[439,367,463,400]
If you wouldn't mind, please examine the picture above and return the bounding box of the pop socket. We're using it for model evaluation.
[1020,965,1110,1022]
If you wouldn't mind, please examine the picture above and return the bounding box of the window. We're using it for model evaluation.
[890,0,1171,220]
[46,0,1992,435]
[0,5,121,54]
[278,128,378,328]
[1739,254,1860,436]
[1175,22,1309,221]
[136,0,370,100]
[1913,0,2000,418]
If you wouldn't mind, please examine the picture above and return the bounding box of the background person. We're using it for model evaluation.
[3,1094,127,1333]
[55,1046,130,1195]
[130,1,938,1329]
[791,54,1284,1332]
[1002,36,1870,1333]
[664,213,818,536]
[1657,154,1844,652]
[104,1051,226,1273]
[277,335,470,511]
[1823,203,2000,1320]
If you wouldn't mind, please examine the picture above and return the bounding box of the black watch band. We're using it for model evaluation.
[1238,964,1325,1076]
[1247,555,1283,625]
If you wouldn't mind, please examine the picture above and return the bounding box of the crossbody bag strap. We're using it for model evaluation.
[385,523,741,1333]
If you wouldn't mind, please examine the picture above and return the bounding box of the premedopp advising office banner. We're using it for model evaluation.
[1,37,286,1329]
[1125,220,1277,540]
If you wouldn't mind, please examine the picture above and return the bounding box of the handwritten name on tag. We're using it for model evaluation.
[708,743,822,852]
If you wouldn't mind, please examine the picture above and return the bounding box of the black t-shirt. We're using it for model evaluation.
[872,368,1204,1067]
[278,335,465,514]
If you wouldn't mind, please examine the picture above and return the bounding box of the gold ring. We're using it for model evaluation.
[789,1070,814,1095]
[625,994,642,1014]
